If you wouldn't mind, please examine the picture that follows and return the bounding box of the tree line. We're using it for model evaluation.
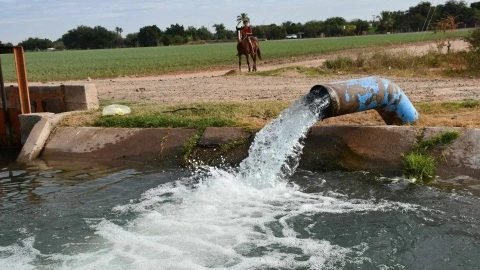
[3,0,480,51]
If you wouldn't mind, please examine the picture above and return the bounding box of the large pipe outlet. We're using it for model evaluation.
[306,76,419,125]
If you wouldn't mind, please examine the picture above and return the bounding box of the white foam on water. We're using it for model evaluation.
[0,95,422,269]
[0,237,39,270]
[54,168,416,269]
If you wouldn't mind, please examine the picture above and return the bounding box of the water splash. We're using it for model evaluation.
[238,95,329,188]
[0,94,423,269]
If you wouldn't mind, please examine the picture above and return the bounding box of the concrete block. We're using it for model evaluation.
[64,84,99,111]
[18,113,54,145]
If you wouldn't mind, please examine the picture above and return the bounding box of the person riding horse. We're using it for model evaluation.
[236,19,254,51]
[236,16,261,72]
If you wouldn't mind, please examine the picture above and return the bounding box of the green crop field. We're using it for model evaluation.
[0,30,470,82]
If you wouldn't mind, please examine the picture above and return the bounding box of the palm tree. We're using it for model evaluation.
[115,27,123,47]
[115,27,123,37]
[237,13,250,26]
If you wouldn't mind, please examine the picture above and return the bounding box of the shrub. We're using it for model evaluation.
[324,57,356,70]
[464,28,480,52]
[464,51,480,71]
[322,51,447,73]
[172,35,186,45]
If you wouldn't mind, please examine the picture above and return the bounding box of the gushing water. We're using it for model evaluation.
[0,94,423,269]
[238,95,330,188]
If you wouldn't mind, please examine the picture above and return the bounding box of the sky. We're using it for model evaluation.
[0,0,478,43]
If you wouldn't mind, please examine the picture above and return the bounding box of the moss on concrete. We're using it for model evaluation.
[183,131,202,165]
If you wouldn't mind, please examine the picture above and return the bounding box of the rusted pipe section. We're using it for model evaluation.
[13,46,31,114]
[306,76,419,125]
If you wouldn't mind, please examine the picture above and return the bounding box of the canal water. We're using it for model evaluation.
[1,95,479,269]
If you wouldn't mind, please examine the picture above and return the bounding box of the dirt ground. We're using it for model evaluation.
[36,40,480,127]
[40,39,478,105]
[89,74,479,104]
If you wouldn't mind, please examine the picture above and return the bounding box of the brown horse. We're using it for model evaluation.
[237,33,262,72]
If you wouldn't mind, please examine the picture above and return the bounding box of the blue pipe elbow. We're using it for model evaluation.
[308,77,419,125]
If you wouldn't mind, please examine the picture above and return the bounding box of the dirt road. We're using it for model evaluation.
[38,40,478,104]
[88,75,478,104]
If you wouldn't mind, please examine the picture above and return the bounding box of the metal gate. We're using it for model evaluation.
[0,46,31,147]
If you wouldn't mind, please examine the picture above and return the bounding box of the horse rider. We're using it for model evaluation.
[237,19,254,51]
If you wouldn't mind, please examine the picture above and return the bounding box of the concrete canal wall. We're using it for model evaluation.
[24,125,480,180]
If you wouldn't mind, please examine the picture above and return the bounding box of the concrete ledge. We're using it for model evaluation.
[16,112,76,163]
[199,127,251,147]
[17,115,55,163]
[42,127,197,166]
[190,127,253,165]
[36,125,480,180]
[19,113,54,144]
[422,127,480,178]
[300,126,419,173]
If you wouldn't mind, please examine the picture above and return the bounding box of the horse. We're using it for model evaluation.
[237,31,262,72]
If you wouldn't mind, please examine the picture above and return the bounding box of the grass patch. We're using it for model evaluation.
[253,68,290,77]
[95,114,235,129]
[0,30,469,82]
[183,132,201,164]
[324,57,360,70]
[415,130,460,152]
[295,66,326,77]
[403,130,460,184]
[441,99,479,109]
[63,100,480,130]
[86,101,289,130]
[252,66,326,77]
[415,99,479,113]
[403,152,437,183]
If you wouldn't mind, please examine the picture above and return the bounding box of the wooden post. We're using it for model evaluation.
[0,55,8,117]
[13,46,31,114]
[0,54,13,144]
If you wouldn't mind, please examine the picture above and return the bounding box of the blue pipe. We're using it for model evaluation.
[307,76,419,125]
